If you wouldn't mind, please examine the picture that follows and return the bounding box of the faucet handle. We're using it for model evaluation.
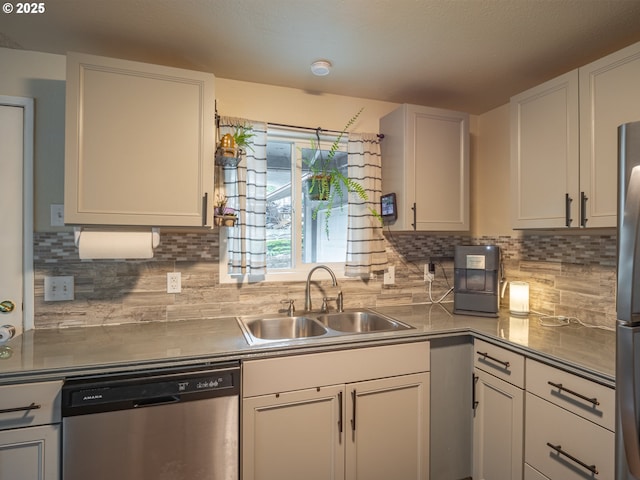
[322,296,343,313]
[321,297,333,313]
[280,299,295,317]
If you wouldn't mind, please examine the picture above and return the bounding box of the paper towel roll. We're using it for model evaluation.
[77,230,157,259]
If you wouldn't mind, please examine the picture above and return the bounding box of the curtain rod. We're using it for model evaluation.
[213,106,384,139]
[267,121,384,139]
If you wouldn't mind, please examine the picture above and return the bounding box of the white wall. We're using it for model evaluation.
[216,78,397,134]
[0,48,66,232]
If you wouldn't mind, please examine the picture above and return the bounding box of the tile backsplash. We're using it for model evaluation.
[33,231,617,330]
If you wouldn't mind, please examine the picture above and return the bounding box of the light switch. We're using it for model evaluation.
[50,204,64,227]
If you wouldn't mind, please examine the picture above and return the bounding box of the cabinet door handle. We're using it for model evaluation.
[580,191,588,227]
[547,442,598,475]
[477,351,510,369]
[547,381,600,406]
[350,389,357,431]
[0,402,41,415]
[472,373,479,410]
[202,192,209,226]
[338,391,343,434]
[134,395,180,408]
[411,202,417,230]
[565,193,573,227]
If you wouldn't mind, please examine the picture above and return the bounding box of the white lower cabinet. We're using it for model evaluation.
[0,380,62,480]
[345,373,429,480]
[0,425,60,480]
[471,342,615,480]
[242,385,345,480]
[241,342,430,480]
[525,393,613,480]
[472,368,524,480]
[472,340,525,480]
[524,359,614,480]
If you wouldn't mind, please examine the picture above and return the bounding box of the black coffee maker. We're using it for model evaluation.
[453,245,501,317]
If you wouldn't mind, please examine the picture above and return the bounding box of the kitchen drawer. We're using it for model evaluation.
[525,392,613,480]
[243,341,430,397]
[526,359,614,431]
[0,380,62,429]
[474,339,524,388]
[524,463,549,480]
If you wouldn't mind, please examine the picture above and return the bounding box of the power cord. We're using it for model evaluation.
[426,260,453,303]
[383,226,454,304]
[531,310,614,332]
[428,281,453,304]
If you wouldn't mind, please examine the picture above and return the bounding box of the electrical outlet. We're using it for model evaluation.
[44,276,74,301]
[424,264,434,282]
[384,266,395,285]
[167,272,181,293]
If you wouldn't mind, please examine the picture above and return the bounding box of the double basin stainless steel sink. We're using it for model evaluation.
[237,310,414,345]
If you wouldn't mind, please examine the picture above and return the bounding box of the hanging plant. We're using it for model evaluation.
[215,124,255,167]
[303,108,381,238]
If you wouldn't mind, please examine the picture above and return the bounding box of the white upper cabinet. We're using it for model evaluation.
[65,52,215,227]
[511,40,640,229]
[510,71,579,229]
[380,104,470,231]
[579,41,640,228]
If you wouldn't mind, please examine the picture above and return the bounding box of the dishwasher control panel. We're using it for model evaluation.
[62,364,240,416]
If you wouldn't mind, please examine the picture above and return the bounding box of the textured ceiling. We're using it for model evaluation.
[2,0,640,114]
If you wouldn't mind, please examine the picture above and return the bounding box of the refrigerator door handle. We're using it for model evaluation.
[618,325,640,479]
[618,167,640,323]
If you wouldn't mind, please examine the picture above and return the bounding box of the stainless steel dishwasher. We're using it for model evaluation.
[61,362,240,480]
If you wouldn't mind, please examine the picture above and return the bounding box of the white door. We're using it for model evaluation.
[346,373,430,480]
[242,385,345,480]
[473,368,524,480]
[0,96,34,336]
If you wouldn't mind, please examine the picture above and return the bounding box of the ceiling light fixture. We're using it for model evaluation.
[310,60,332,76]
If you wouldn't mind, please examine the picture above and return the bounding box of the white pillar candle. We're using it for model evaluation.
[509,281,530,316]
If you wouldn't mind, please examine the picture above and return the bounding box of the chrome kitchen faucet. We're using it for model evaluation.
[304,265,343,313]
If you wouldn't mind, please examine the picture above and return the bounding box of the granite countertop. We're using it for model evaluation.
[0,304,616,386]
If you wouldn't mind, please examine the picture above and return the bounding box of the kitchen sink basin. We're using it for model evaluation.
[238,316,328,343]
[237,309,414,345]
[316,311,413,333]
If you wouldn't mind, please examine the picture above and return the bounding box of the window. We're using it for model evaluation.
[265,127,348,277]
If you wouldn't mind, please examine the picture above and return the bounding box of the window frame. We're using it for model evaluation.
[218,126,350,284]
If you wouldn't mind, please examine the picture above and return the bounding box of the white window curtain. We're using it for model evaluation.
[345,133,388,277]
[218,116,268,277]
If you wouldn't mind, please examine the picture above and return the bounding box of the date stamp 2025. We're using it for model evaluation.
[2,2,46,14]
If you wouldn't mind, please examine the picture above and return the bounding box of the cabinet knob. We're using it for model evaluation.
[0,301,15,313]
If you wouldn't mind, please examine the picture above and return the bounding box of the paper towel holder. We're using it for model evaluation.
[73,227,161,249]
[0,325,16,344]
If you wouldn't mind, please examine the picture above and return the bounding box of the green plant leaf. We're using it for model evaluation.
[302,107,385,239]
[232,125,255,152]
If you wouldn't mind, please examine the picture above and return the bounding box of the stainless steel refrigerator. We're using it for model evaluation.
[617,120,640,479]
